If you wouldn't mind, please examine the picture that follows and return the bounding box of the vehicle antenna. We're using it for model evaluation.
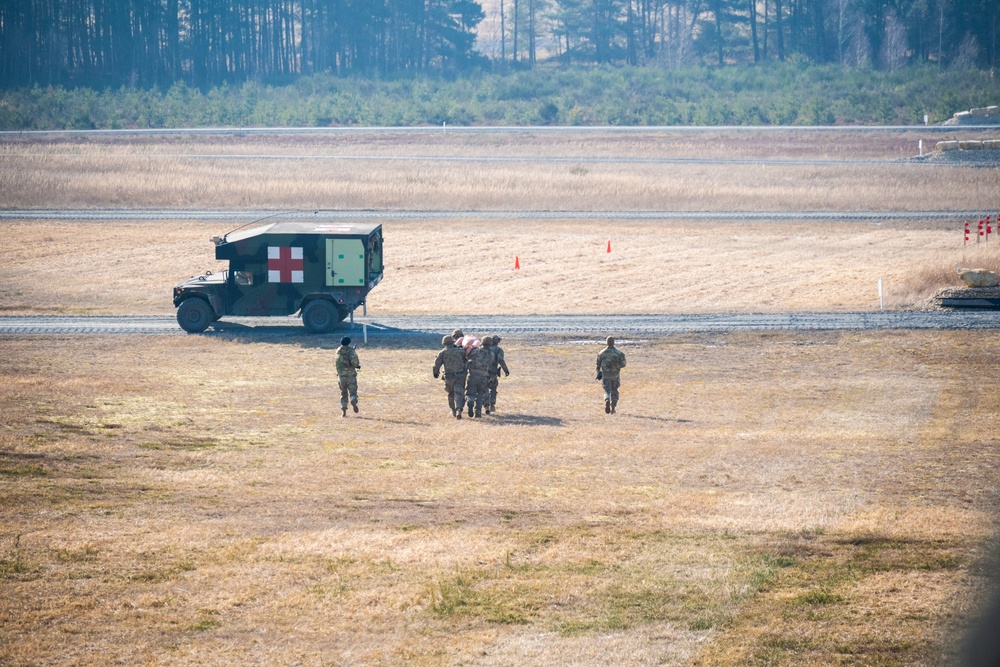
[221,210,320,242]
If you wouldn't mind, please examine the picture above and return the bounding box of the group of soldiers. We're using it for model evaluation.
[433,329,510,419]
[334,331,627,419]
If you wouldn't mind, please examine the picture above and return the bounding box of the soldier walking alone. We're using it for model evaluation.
[433,335,468,419]
[336,336,361,417]
[487,335,510,414]
[596,336,626,414]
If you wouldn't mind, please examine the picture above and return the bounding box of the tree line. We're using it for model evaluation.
[0,0,487,89]
[0,0,996,91]
[492,0,996,69]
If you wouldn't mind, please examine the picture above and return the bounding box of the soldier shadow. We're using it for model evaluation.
[204,320,443,350]
[489,414,564,427]
[351,416,430,427]
[626,414,693,423]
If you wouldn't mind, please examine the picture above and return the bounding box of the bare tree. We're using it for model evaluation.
[951,31,979,68]
[881,8,907,69]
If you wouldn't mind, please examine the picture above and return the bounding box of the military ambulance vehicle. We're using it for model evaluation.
[172,221,383,333]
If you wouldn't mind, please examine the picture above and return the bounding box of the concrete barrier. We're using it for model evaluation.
[959,140,985,150]
[959,268,1000,288]
[937,141,959,151]
[947,106,999,124]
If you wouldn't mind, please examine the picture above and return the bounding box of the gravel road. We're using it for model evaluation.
[2,312,998,338]
[3,124,999,138]
[0,209,985,222]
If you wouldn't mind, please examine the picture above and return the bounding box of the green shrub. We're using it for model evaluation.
[3,63,1000,129]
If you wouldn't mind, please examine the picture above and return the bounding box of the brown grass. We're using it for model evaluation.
[0,217,996,316]
[2,331,998,665]
[0,131,997,211]
[2,129,999,666]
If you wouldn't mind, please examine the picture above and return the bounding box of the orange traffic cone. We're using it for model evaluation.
[514,256,520,270]
[606,240,611,253]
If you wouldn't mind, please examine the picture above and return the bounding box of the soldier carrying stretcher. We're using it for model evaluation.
[433,335,468,419]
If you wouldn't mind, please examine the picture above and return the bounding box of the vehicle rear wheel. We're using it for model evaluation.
[302,299,339,334]
[176,298,214,333]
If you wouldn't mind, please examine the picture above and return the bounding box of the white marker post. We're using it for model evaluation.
[878,277,884,310]
[363,323,368,345]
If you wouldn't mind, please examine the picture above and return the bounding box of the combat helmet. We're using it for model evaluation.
[606,336,615,346]
[442,335,455,346]
[452,329,464,339]
[491,335,501,345]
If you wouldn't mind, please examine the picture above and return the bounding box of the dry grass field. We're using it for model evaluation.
[0,130,998,211]
[1,217,998,316]
[2,332,999,665]
[2,129,1000,665]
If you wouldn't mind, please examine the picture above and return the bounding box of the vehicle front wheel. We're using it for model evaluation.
[302,299,340,334]
[176,298,215,333]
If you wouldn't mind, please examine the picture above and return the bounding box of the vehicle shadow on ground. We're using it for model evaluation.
[205,321,443,349]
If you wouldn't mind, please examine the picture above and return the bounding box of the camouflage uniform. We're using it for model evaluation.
[433,335,468,419]
[596,336,626,414]
[465,339,493,418]
[336,337,361,417]
[488,335,510,412]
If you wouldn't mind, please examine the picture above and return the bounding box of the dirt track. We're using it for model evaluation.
[3,311,1000,336]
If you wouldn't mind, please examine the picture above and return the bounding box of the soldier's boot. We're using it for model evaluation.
[485,403,491,415]
[352,400,359,413]
[605,399,611,414]
[456,409,462,420]
[342,406,348,417]
[611,402,617,414]
[468,402,474,418]
[474,404,482,418]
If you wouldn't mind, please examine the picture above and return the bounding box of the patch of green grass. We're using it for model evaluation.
[0,551,31,578]
[429,532,781,638]
[137,437,221,451]
[0,536,32,579]
[189,618,221,632]
[129,561,196,583]
[792,587,844,606]
[841,535,964,573]
[696,532,972,665]
[689,616,718,631]
[429,572,535,624]
[55,544,99,562]
[35,416,94,436]
[0,463,49,477]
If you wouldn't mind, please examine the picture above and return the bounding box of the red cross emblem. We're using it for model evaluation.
[268,246,304,283]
